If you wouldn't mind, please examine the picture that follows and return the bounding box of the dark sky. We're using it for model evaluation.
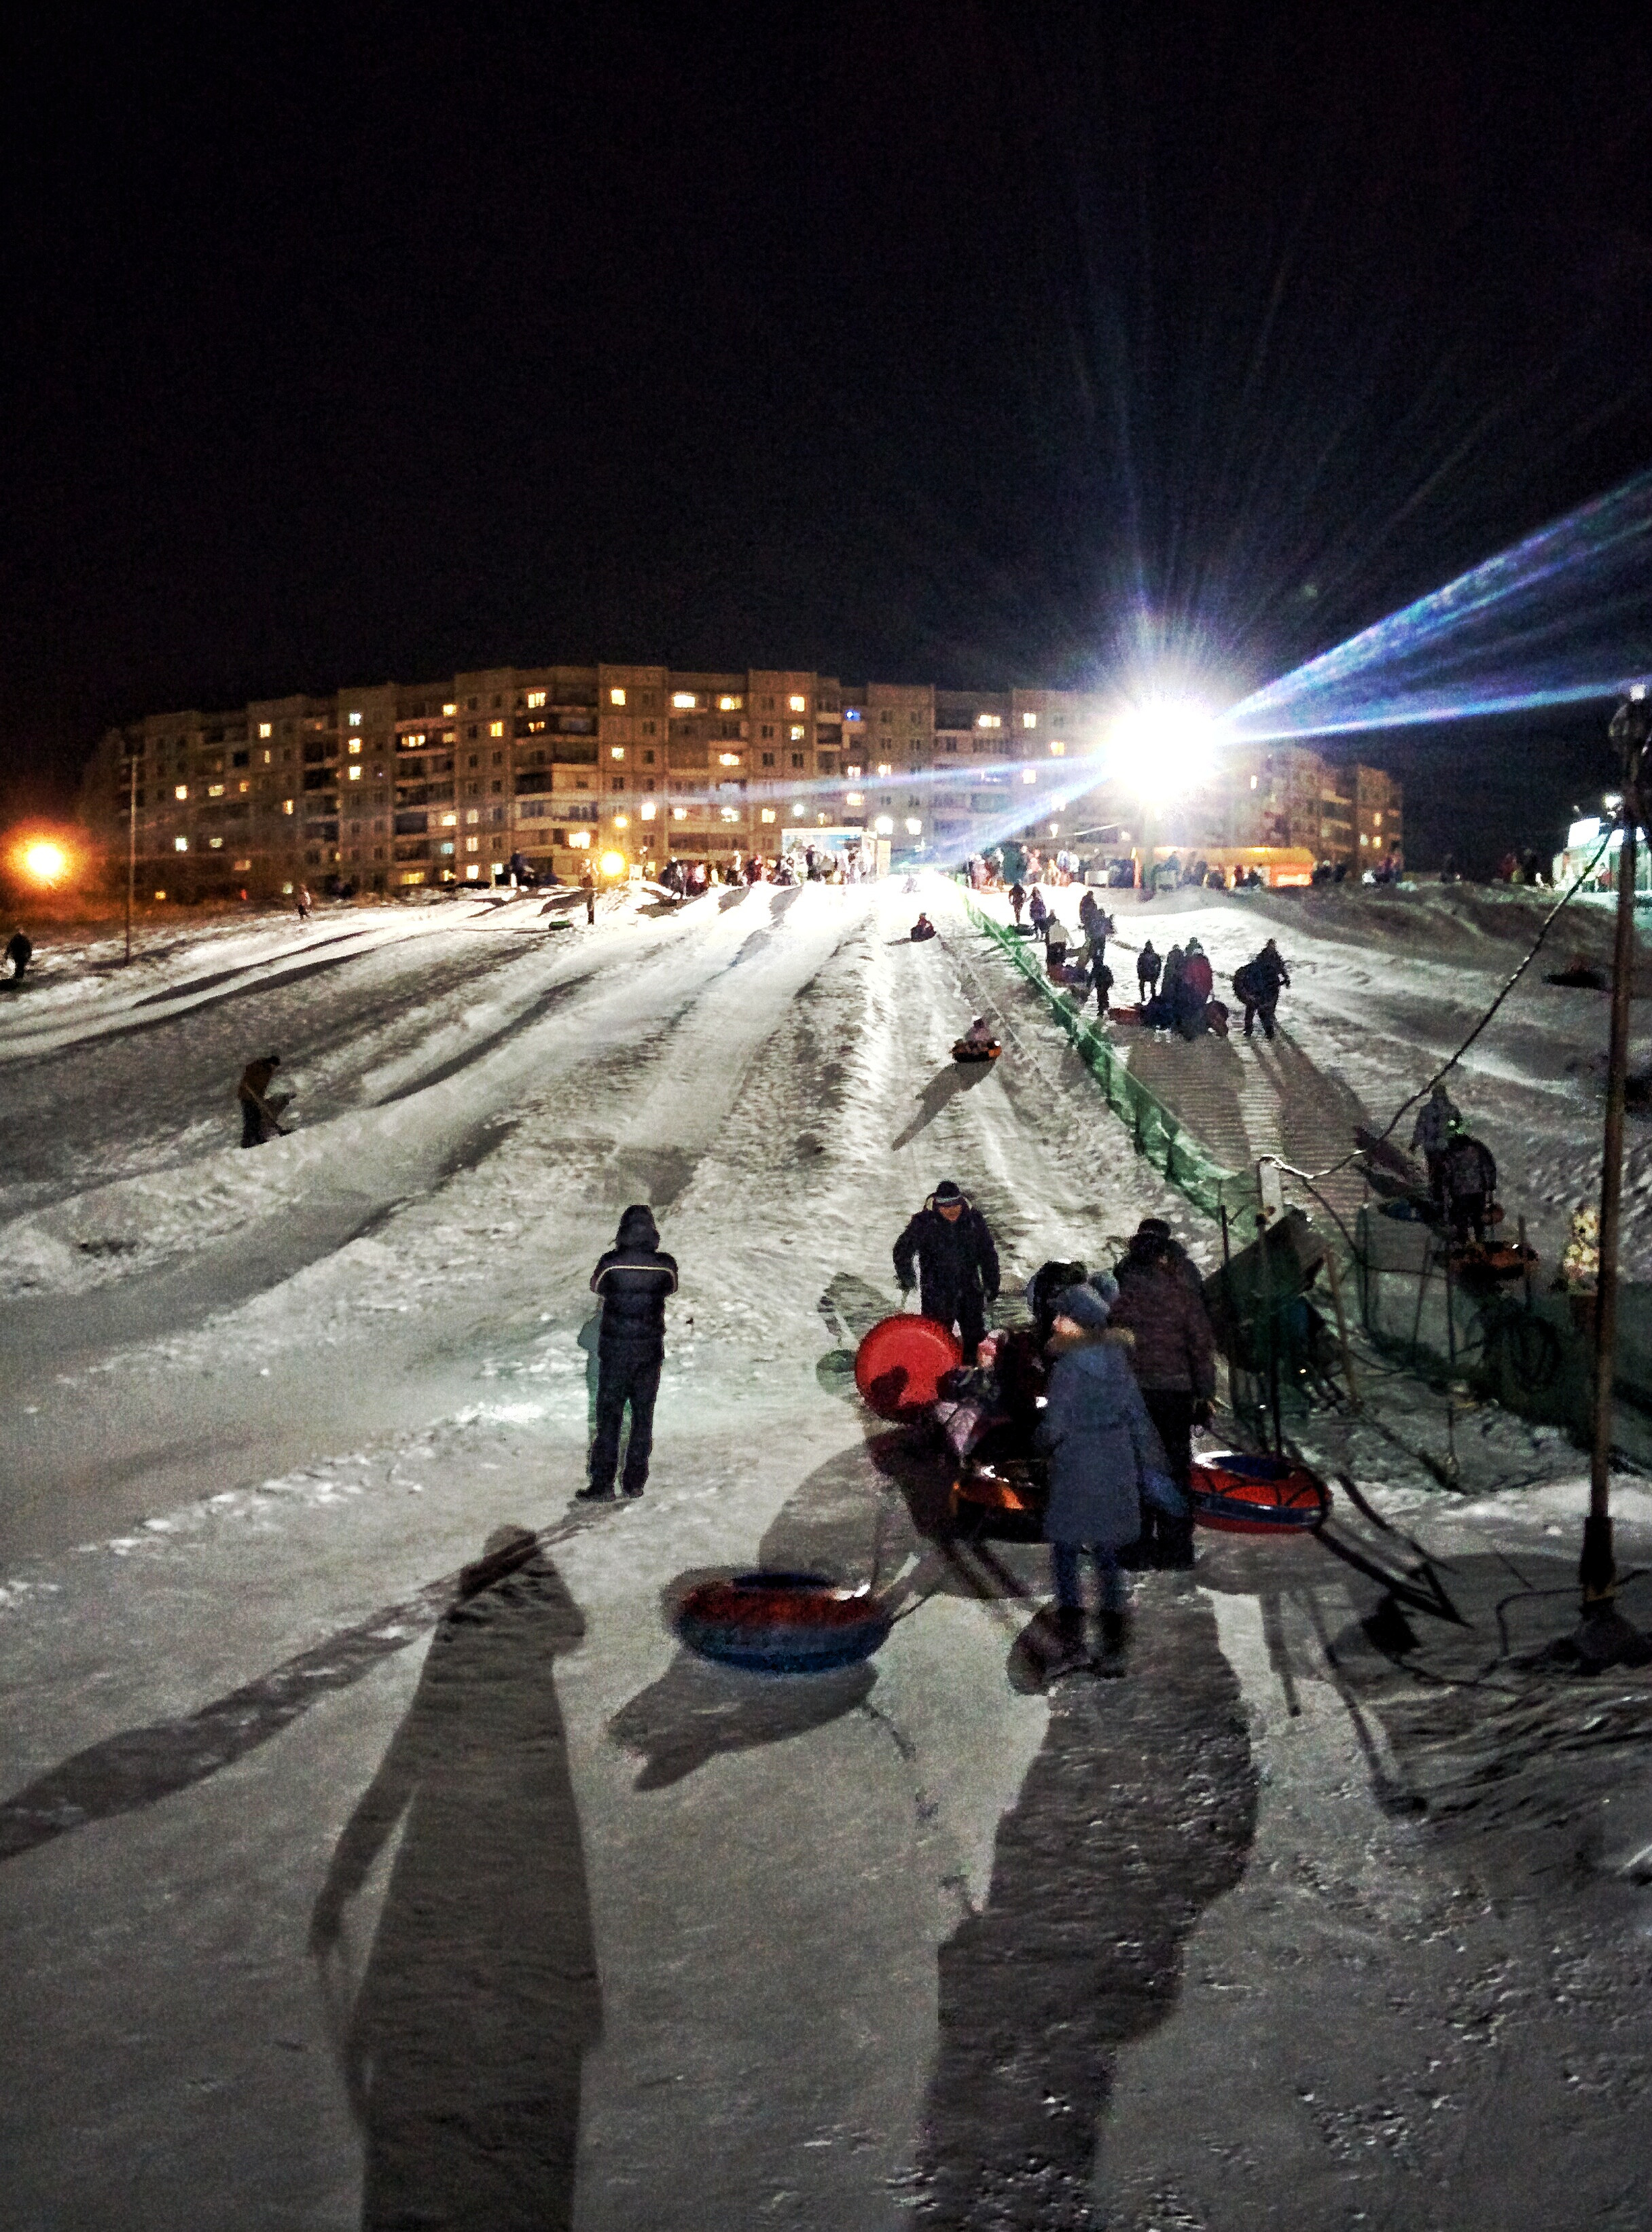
[5,3,1652,865]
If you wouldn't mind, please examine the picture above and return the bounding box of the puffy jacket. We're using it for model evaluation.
[1109,1259,1217,1396]
[1035,1329,1170,1548]
[1181,952,1213,1001]
[1442,1135,1496,1198]
[591,1206,679,1357]
[893,1194,1001,1308]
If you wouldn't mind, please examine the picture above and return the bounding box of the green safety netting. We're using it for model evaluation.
[964,896,1260,1229]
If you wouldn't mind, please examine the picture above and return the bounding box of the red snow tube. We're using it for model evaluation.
[1189,1452,1330,1534]
[855,1314,963,1420]
[677,1571,893,1672]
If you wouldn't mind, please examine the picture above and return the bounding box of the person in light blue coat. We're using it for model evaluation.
[1035,1282,1180,1671]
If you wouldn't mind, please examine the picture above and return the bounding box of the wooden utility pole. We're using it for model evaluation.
[1579,695,1652,1665]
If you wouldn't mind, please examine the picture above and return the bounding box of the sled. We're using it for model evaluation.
[1109,1003,1143,1024]
[854,1314,963,1419]
[952,1039,1001,1063]
[1188,1452,1330,1533]
[950,1457,1045,1524]
[1450,1238,1535,1281]
[677,1570,892,1673]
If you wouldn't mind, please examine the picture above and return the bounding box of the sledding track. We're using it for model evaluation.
[3,876,1651,2232]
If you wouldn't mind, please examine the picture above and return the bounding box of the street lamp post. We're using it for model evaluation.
[1577,693,1652,1668]
[125,749,137,965]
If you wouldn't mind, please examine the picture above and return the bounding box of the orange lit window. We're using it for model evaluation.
[608,687,625,706]
[788,694,806,713]
[672,691,697,709]
[528,690,547,708]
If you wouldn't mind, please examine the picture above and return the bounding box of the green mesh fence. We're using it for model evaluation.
[964,896,1260,1229]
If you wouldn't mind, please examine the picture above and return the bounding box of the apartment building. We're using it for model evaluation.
[77,665,1399,895]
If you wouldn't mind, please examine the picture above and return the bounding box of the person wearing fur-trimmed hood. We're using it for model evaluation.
[1035,1282,1177,1672]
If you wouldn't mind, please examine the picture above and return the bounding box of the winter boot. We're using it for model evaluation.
[1094,1608,1129,1674]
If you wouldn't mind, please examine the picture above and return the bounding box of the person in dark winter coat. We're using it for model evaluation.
[581,868,597,925]
[1008,881,1026,926]
[237,1052,283,1147]
[581,1206,679,1500]
[1440,1133,1498,1244]
[5,929,33,982]
[1036,1284,1177,1670]
[1109,1228,1216,1567]
[1027,886,1049,940]
[893,1180,1001,1361]
[1136,941,1161,1001]
[1234,938,1289,1039]
[910,913,937,941]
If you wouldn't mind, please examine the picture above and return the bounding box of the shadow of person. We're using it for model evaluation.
[891,1061,995,1152]
[609,1648,876,1788]
[914,1587,1256,2225]
[309,1528,598,2232]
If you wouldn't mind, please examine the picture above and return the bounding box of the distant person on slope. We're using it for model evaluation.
[580,1206,679,1502]
[6,927,33,983]
[295,885,312,922]
[237,1052,285,1148]
[893,1179,1001,1363]
[581,867,597,925]
[1136,941,1161,1002]
[910,912,937,942]
[1008,881,1027,926]
[1027,886,1049,941]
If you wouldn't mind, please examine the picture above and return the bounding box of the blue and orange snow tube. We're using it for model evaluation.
[855,1314,963,1420]
[1189,1452,1330,1534]
[677,1570,893,1672]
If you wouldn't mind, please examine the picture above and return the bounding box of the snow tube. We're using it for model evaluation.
[855,1314,963,1419]
[1189,1452,1330,1534]
[952,1040,1001,1063]
[952,1460,1044,1520]
[677,1570,893,1672]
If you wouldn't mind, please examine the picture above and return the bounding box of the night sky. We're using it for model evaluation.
[5,5,1652,867]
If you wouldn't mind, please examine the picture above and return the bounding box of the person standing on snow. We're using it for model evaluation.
[1410,1080,1461,1195]
[1440,1132,1498,1246]
[581,867,597,925]
[1234,937,1289,1040]
[295,885,312,922]
[1009,880,1027,926]
[893,1179,1001,1363]
[580,1205,679,1502]
[6,927,33,983]
[237,1051,285,1147]
[1108,1225,1215,1568]
[1027,886,1049,943]
[1035,1283,1178,1674]
[1136,941,1161,1002]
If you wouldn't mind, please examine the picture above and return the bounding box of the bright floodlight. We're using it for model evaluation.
[1111,700,1217,799]
[599,850,628,878]
[23,841,67,884]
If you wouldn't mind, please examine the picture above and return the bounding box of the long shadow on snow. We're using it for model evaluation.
[891,1059,996,1151]
[914,1589,1256,2229]
[310,1528,598,2232]
[0,1515,601,1864]
[669,1423,1258,2225]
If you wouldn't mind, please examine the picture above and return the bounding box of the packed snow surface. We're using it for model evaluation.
[1,877,1650,2230]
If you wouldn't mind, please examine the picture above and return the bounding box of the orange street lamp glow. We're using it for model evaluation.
[599,850,628,879]
[22,841,69,885]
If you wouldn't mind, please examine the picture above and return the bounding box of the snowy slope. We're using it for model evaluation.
[1,875,1650,2231]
